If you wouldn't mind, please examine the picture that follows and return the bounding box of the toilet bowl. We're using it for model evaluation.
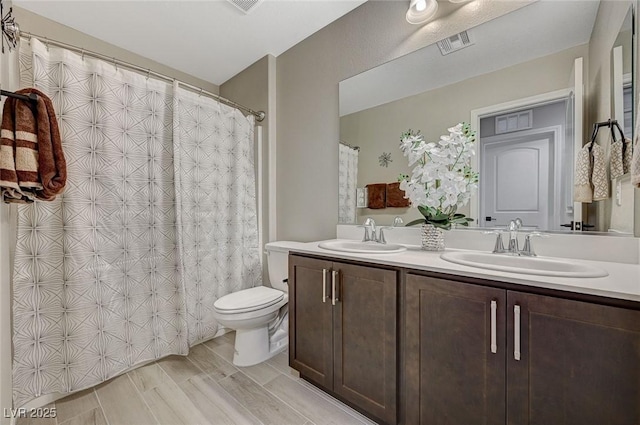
[213,241,304,367]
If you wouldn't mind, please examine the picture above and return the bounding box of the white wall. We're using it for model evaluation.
[275,0,533,242]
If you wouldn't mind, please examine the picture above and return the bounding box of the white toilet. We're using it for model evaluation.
[213,241,304,367]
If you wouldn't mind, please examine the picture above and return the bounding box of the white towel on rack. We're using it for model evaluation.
[591,142,609,200]
[574,142,609,202]
[574,143,593,202]
[610,137,632,180]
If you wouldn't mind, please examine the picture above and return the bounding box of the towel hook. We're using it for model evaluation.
[146,69,150,80]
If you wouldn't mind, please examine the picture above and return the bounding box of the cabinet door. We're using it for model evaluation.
[405,274,506,425]
[333,262,398,425]
[289,255,334,390]
[507,292,640,425]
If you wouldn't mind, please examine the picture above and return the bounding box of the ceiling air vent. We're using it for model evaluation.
[437,31,474,56]
[227,0,264,14]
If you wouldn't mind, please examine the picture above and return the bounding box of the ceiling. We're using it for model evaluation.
[340,0,601,116]
[15,0,367,86]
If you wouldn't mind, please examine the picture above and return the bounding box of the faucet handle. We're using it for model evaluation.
[359,217,377,242]
[392,216,404,227]
[378,228,387,244]
[521,231,549,256]
[484,230,506,253]
[357,225,372,242]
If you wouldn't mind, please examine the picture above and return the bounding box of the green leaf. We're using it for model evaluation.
[428,221,451,230]
[405,218,426,227]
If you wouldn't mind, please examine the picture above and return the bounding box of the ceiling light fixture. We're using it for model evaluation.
[406,0,438,25]
[407,0,475,25]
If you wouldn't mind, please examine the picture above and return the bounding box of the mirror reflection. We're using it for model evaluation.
[339,0,635,234]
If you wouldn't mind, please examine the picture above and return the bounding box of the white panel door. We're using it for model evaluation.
[481,135,552,229]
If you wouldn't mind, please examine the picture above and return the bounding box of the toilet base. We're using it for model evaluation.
[233,326,288,367]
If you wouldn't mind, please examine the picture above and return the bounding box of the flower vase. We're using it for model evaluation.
[421,223,445,251]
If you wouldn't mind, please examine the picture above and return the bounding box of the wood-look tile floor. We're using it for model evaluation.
[16,332,378,425]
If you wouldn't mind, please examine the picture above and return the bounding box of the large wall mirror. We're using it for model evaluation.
[338,0,636,235]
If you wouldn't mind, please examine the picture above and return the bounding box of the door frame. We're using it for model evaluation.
[469,88,572,226]
[478,125,562,229]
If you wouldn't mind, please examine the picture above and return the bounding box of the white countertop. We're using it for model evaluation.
[290,240,640,304]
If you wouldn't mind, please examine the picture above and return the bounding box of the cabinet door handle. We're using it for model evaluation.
[490,300,497,354]
[331,270,339,305]
[322,269,328,303]
[514,304,521,361]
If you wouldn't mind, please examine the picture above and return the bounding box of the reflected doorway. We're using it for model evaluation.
[478,100,570,230]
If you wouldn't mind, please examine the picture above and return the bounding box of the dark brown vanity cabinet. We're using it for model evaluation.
[405,273,640,425]
[404,275,507,425]
[507,292,640,425]
[289,254,398,425]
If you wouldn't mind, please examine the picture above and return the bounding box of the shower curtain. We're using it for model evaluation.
[173,85,261,345]
[11,39,260,407]
[338,143,358,223]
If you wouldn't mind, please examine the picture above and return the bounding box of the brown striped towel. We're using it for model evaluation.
[1,88,66,203]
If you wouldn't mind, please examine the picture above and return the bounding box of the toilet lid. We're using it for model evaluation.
[214,286,284,314]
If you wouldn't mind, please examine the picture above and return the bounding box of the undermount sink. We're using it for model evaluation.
[318,240,407,254]
[440,251,608,278]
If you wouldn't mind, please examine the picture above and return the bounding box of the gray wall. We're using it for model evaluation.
[275,0,532,242]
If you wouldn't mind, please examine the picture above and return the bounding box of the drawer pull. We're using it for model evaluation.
[322,269,327,303]
[490,300,497,354]
[514,304,521,361]
[331,270,339,305]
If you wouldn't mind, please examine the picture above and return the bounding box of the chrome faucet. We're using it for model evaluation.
[507,218,523,255]
[486,218,549,256]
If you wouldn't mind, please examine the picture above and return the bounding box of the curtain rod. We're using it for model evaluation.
[18,31,266,122]
[339,140,360,151]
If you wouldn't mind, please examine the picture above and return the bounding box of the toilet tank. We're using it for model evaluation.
[265,241,307,292]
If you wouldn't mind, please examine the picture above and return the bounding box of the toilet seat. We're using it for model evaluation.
[214,286,284,314]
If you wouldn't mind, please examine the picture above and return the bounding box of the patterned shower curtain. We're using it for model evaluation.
[11,39,260,406]
[338,143,358,223]
[173,86,262,345]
